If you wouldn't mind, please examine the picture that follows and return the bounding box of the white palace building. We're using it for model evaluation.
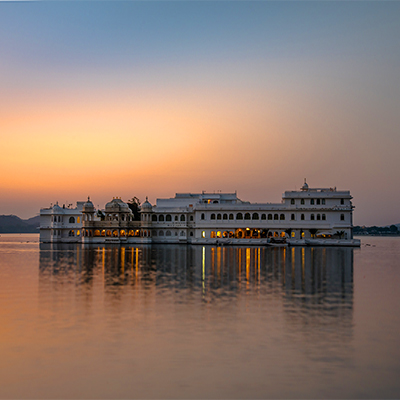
[39,180,360,246]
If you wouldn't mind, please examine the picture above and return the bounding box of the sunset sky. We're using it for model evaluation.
[0,2,399,225]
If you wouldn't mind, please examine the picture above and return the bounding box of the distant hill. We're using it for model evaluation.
[0,215,40,233]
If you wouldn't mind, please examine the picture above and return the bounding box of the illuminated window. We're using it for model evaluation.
[291,214,295,220]
[268,214,272,220]
[201,213,205,220]
[280,214,285,220]
[201,231,206,238]
[77,230,81,236]
[94,230,100,237]
[223,213,228,220]
[310,199,315,205]
[113,230,118,237]
[77,217,80,223]
[211,231,216,238]
[322,214,326,220]
[101,230,106,236]
[69,230,74,237]
[252,213,259,220]
[128,230,134,236]
[69,217,75,223]
[291,199,295,205]
[291,232,295,238]
[217,214,222,220]
[301,231,305,238]
[216,231,221,238]
[301,214,305,220]
[237,213,243,220]
[274,214,278,220]
[311,214,315,220]
[244,213,251,220]
[211,213,216,220]
[166,214,171,221]
[152,215,157,222]
[120,230,126,237]
[341,214,345,221]
[229,214,234,220]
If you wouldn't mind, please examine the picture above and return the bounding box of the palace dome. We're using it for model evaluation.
[105,198,131,213]
[141,197,152,210]
[83,197,95,212]
[52,203,62,213]
[301,179,309,191]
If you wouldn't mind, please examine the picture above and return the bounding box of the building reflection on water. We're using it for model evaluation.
[39,243,353,313]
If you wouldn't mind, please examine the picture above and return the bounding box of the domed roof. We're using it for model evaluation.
[83,196,95,212]
[301,178,309,191]
[105,197,131,213]
[52,202,62,213]
[141,196,152,210]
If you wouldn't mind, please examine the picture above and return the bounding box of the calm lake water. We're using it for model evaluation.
[0,234,399,399]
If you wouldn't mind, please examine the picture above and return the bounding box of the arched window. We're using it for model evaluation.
[180,231,185,236]
[211,231,216,238]
[190,231,193,237]
[252,213,259,220]
[322,214,326,220]
[301,214,305,220]
[223,214,228,220]
[159,230,164,236]
[280,214,285,220]
[166,215,171,221]
[69,216,75,224]
[317,214,321,220]
[166,230,171,236]
[152,215,157,222]
[112,230,118,237]
[201,213,205,220]
[175,215,178,221]
[291,214,295,220]
[216,231,221,238]
[69,230,74,237]
[190,216,193,221]
[311,214,315,220]
[211,214,216,220]
[94,230,100,237]
[261,214,266,220]
[159,215,165,222]
[244,213,251,220]
[310,199,315,205]
[153,230,157,236]
[229,213,234,220]
[268,214,272,220]
[237,213,243,220]
[217,214,222,220]
[180,215,185,222]
[291,199,295,205]
[120,230,126,237]
[274,214,278,220]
